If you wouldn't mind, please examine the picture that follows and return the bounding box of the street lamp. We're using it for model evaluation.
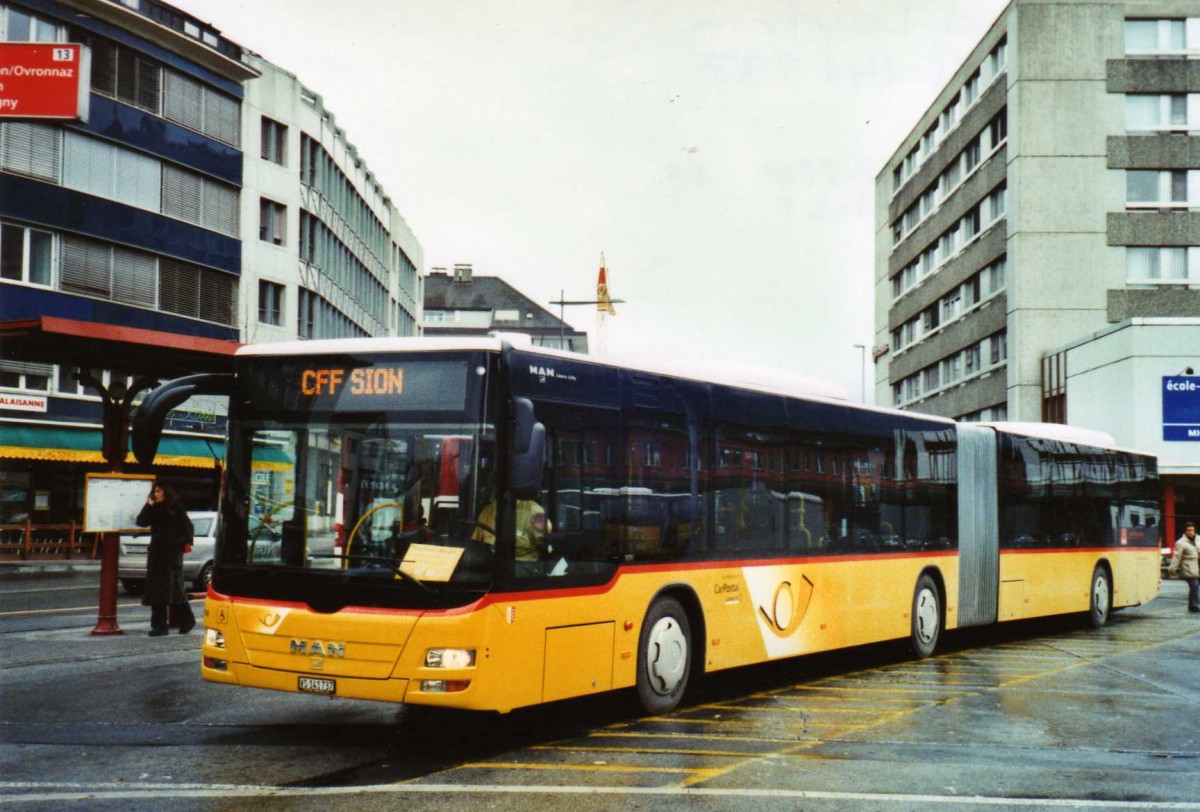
[853,344,866,404]
[550,290,626,350]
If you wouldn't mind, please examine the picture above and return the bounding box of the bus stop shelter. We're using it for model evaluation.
[0,315,241,633]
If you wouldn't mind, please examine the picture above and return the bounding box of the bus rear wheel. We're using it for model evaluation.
[1088,565,1111,628]
[910,574,941,658]
[636,597,691,715]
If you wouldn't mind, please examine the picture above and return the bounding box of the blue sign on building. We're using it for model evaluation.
[1163,376,1200,441]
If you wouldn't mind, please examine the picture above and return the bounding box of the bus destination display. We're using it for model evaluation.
[244,357,469,412]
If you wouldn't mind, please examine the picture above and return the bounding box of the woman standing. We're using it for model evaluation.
[135,481,196,636]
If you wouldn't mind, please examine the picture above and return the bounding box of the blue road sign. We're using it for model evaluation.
[1163,376,1200,441]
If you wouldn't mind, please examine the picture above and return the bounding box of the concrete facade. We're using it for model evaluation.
[239,53,422,345]
[875,0,1200,426]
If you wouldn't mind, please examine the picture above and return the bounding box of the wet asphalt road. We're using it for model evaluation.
[1,567,1198,811]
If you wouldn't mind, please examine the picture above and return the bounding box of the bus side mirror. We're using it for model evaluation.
[132,374,235,465]
[509,398,544,499]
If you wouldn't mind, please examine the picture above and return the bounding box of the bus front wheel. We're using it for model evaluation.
[1088,565,1111,628]
[636,597,691,715]
[910,574,941,658]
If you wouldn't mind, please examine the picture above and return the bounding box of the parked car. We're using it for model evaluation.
[119,511,217,595]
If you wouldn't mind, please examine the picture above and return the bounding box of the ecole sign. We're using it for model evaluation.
[0,43,90,121]
[1163,376,1200,441]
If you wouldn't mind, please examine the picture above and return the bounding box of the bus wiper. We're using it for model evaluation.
[308,553,438,594]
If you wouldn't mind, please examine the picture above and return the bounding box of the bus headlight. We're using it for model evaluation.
[425,648,475,668]
[205,628,225,649]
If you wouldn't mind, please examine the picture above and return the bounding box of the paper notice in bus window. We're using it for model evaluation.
[398,544,464,582]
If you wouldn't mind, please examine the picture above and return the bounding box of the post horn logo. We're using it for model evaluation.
[758,575,814,638]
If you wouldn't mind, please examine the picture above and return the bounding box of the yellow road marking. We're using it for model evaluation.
[0,592,199,618]
[459,762,722,778]
[0,601,149,617]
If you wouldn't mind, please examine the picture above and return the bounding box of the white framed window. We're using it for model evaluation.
[922,366,941,392]
[1126,247,1194,282]
[0,360,52,392]
[1125,94,1194,132]
[2,6,63,42]
[259,198,286,246]
[986,184,1007,222]
[963,70,981,108]
[962,206,981,242]
[1125,18,1197,56]
[963,275,981,308]
[1126,170,1191,207]
[0,222,54,287]
[922,305,940,334]
[941,354,962,386]
[261,117,287,166]
[258,280,284,325]
[964,344,981,376]
[989,331,1008,365]
[942,290,962,323]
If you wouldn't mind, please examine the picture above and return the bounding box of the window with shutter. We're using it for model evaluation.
[261,118,287,165]
[118,148,162,211]
[112,245,157,308]
[163,70,203,133]
[259,199,285,245]
[162,165,202,224]
[199,268,236,324]
[203,89,240,147]
[135,57,160,113]
[63,132,116,199]
[202,178,239,236]
[0,122,61,182]
[61,237,113,298]
[159,257,200,318]
[89,38,117,97]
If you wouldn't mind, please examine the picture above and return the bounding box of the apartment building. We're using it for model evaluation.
[0,0,421,522]
[875,0,1199,537]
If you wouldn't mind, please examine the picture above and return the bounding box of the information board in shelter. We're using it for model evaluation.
[84,473,155,533]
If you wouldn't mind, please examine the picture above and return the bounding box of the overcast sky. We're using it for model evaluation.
[172,0,1011,403]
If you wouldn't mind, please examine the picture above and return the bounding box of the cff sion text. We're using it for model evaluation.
[300,367,404,397]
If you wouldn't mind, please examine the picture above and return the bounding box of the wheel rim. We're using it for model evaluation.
[914,588,939,645]
[1093,572,1109,617]
[645,616,688,695]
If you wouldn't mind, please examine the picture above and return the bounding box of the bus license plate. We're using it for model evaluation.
[298,676,335,695]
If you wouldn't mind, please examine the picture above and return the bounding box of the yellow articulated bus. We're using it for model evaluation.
[132,336,1161,714]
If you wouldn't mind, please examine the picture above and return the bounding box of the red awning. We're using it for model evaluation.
[0,316,241,377]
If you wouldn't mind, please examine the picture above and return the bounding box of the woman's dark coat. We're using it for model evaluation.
[136,501,188,606]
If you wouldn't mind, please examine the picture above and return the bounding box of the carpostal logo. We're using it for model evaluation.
[743,568,815,658]
[529,364,576,383]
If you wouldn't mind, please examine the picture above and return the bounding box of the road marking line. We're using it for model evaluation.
[10,781,1192,808]
[0,596,201,618]
[0,602,146,617]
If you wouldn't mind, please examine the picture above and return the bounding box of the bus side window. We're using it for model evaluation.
[537,404,616,563]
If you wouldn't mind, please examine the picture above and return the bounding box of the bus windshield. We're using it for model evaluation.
[217,352,497,608]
